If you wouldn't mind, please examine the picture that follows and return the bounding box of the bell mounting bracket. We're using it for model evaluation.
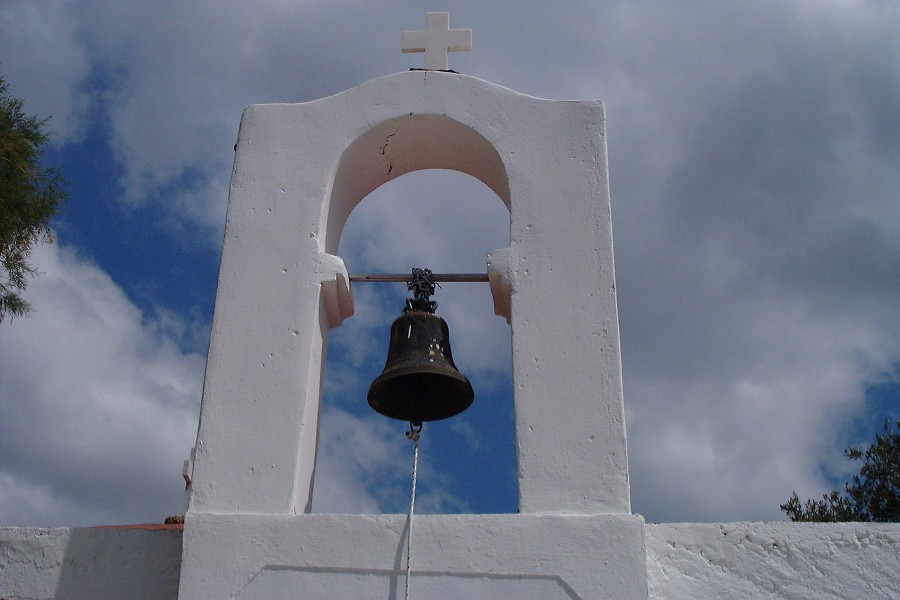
[348,269,490,314]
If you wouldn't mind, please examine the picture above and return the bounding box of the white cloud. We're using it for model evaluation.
[0,1,90,141]
[311,407,467,515]
[0,242,203,526]
[311,407,404,514]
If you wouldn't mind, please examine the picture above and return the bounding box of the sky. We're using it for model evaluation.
[0,0,897,527]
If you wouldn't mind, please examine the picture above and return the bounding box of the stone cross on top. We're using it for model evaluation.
[402,12,472,71]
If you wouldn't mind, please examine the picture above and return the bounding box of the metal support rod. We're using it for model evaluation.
[349,273,488,283]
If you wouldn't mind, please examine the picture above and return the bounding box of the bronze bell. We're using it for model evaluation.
[367,269,474,424]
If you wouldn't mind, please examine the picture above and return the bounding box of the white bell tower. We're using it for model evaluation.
[179,13,648,599]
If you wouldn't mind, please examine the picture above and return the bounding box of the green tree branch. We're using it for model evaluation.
[0,75,67,322]
[782,419,900,522]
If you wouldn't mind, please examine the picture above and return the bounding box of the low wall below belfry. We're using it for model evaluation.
[646,521,900,599]
[0,524,182,600]
[1,521,899,599]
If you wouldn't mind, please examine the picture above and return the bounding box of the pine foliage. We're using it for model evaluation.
[782,420,900,522]
[0,77,66,322]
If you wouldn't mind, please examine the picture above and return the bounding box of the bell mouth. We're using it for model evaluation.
[368,366,474,423]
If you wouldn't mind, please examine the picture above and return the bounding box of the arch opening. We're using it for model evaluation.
[324,114,511,256]
[311,169,516,515]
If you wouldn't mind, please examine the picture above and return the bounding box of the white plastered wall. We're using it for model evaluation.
[180,71,644,599]
[4,522,898,599]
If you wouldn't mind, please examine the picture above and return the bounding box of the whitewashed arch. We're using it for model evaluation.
[326,113,510,255]
[189,71,630,516]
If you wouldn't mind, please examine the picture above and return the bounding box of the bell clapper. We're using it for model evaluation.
[406,420,423,442]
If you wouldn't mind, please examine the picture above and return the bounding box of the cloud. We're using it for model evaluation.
[0,1,90,141]
[605,0,900,521]
[311,407,406,514]
[312,405,473,515]
[0,242,203,526]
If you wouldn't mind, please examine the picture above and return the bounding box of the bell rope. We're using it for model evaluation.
[404,421,422,600]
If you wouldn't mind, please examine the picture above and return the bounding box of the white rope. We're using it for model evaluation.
[404,423,421,600]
